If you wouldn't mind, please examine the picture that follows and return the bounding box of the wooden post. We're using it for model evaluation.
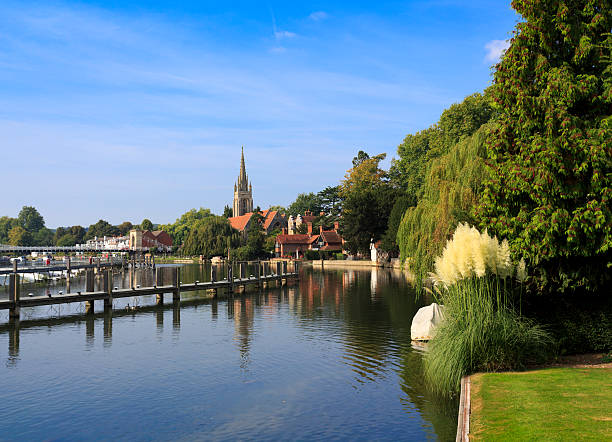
[173,267,180,302]
[96,257,101,274]
[9,271,20,319]
[156,267,164,305]
[276,261,282,286]
[256,260,261,289]
[239,262,246,293]
[262,262,268,288]
[66,256,71,293]
[104,269,113,310]
[211,265,218,298]
[86,269,94,292]
[228,262,234,293]
[282,261,288,286]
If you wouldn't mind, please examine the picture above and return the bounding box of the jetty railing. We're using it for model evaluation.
[0,260,299,319]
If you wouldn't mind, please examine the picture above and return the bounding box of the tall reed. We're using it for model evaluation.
[424,224,550,396]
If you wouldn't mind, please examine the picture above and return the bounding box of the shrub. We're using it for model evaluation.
[424,224,551,395]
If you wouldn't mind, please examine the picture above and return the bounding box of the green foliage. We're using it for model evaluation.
[295,223,308,234]
[223,205,233,218]
[264,228,281,253]
[318,185,343,217]
[116,221,133,235]
[0,216,19,243]
[341,151,398,254]
[398,120,494,284]
[33,228,54,246]
[86,219,119,239]
[18,206,45,232]
[267,205,286,215]
[181,216,239,257]
[140,219,153,231]
[244,207,267,259]
[8,226,33,246]
[476,1,612,294]
[380,195,415,254]
[159,208,214,247]
[56,234,77,247]
[389,93,494,198]
[287,192,322,216]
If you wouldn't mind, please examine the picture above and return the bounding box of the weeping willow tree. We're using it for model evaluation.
[397,122,494,286]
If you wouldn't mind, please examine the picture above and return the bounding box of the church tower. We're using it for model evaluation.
[233,146,254,216]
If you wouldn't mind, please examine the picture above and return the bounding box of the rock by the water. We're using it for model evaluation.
[411,303,444,341]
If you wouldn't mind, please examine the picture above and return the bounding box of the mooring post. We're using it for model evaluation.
[228,262,234,294]
[9,261,20,319]
[211,265,218,298]
[104,269,113,310]
[173,267,180,302]
[66,256,71,294]
[276,261,282,286]
[96,257,101,275]
[156,266,164,305]
[262,262,268,288]
[86,269,94,292]
[239,262,246,293]
[256,260,261,289]
[282,261,288,286]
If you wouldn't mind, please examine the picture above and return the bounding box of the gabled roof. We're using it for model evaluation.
[320,230,342,244]
[263,210,280,230]
[229,213,252,231]
[275,234,311,244]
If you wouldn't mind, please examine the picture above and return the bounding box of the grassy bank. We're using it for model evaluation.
[470,367,612,441]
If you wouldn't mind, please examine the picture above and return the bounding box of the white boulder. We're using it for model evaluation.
[411,303,445,341]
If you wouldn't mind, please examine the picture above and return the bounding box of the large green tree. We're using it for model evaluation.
[86,219,119,239]
[8,226,33,246]
[18,206,45,232]
[476,0,611,293]
[287,192,323,216]
[341,152,398,254]
[160,208,214,247]
[181,216,239,257]
[0,217,19,244]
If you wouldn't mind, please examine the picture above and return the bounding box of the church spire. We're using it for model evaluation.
[239,146,247,183]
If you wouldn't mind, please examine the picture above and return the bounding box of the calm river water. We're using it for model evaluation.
[0,264,457,441]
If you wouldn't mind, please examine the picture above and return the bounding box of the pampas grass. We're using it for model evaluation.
[424,224,551,396]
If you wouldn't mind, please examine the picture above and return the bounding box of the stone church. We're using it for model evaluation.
[229,147,286,234]
[233,146,253,217]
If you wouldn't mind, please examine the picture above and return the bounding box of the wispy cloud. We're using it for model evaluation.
[309,11,328,21]
[274,30,296,39]
[484,39,509,62]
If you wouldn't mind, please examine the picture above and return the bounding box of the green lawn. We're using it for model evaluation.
[470,367,612,441]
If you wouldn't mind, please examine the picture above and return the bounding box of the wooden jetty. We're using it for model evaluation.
[0,260,299,320]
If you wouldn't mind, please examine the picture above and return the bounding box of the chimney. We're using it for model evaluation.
[319,225,323,234]
[320,211,325,216]
[334,221,339,231]
[307,222,312,235]
[282,228,287,234]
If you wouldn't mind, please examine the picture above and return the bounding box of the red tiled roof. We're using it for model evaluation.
[263,210,279,230]
[321,244,342,251]
[307,235,320,244]
[229,213,252,231]
[320,230,342,244]
[276,234,311,244]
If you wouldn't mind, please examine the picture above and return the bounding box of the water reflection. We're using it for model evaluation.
[0,264,456,440]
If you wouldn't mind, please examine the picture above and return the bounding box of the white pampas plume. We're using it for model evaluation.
[516,258,527,283]
[497,239,513,279]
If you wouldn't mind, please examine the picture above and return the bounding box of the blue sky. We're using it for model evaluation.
[0,0,518,228]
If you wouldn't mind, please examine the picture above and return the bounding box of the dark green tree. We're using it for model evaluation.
[380,195,415,255]
[69,226,86,244]
[18,206,45,232]
[57,234,77,247]
[317,185,343,217]
[140,219,153,231]
[287,193,322,216]
[223,205,233,218]
[476,0,612,293]
[33,228,54,246]
[86,220,119,239]
[159,208,213,247]
[117,221,133,235]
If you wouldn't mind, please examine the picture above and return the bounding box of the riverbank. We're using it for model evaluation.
[469,364,612,440]
[309,258,413,272]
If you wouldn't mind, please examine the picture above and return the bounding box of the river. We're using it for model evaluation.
[0,264,457,441]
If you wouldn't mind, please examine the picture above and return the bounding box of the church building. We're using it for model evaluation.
[233,146,253,217]
[228,147,286,235]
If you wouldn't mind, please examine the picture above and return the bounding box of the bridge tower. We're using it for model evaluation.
[233,146,253,216]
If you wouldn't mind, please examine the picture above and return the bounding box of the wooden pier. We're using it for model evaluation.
[0,260,299,320]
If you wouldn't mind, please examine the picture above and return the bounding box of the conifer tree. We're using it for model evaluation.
[477,0,611,293]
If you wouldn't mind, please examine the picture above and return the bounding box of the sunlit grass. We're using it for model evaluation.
[470,367,612,441]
